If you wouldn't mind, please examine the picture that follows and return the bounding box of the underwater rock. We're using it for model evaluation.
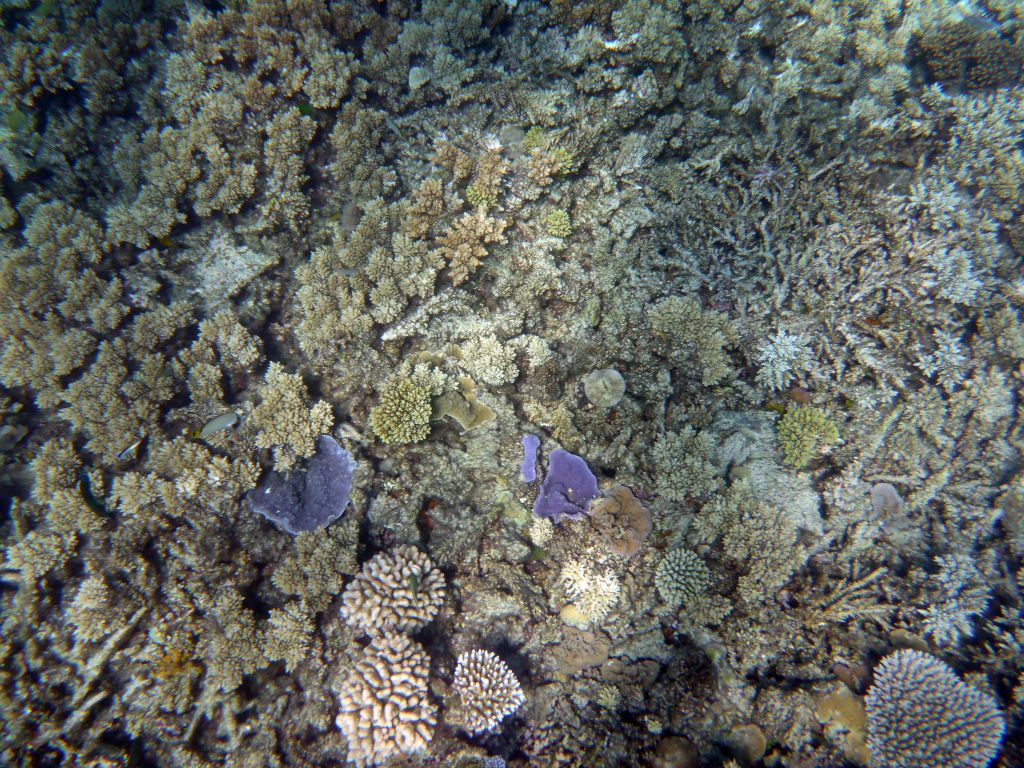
[247,434,356,534]
[533,448,599,523]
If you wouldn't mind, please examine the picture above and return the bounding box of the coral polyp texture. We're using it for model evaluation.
[340,545,446,635]
[864,650,1005,768]
[4,0,1024,765]
[336,632,437,768]
[451,649,526,734]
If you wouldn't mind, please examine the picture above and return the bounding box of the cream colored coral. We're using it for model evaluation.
[250,362,334,471]
[340,546,445,634]
[560,558,619,628]
[459,334,518,386]
[336,632,436,767]
[452,649,525,734]
[435,207,509,285]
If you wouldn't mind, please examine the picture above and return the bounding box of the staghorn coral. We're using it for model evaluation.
[451,649,525,734]
[340,545,446,635]
[369,378,433,444]
[250,362,335,471]
[864,649,1004,768]
[435,207,509,285]
[336,632,437,768]
[755,329,814,391]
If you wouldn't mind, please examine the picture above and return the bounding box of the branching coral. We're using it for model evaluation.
[435,207,509,285]
[369,378,433,444]
[451,649,525,734]
[250,362,334,471]
[777,404,840,468]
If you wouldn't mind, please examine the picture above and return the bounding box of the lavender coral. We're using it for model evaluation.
[533,449,599,524]
[246,435,356,535]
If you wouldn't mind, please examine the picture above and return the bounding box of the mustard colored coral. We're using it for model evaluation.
[369,378,432,444]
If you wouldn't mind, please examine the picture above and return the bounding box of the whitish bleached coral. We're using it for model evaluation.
[865,650,1004,768]
[755,329,814,391]
[250,362,334,471]
[560,558,620,629]
[458,334,518,386]
[336,632,437,768]
[655,549,711,608]
[452,649,525,734]
[340,546,446,634]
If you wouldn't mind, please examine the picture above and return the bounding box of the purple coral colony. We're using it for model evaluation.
[1,1,1020,767]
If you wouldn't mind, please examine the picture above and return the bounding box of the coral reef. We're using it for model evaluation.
[451,649,525,734]
[865,650,1004,768]
[340,546,446,635]
[3,0,1024,765]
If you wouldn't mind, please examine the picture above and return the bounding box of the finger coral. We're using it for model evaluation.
[451,649,525,734]
[655,548,711,608]
[340,545,446,634]
[336,632,437,768]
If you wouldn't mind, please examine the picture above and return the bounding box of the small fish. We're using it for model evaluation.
[408,573,420,595]
[78,473,107,516]
[196,411,240,439]
[117,436,145,461]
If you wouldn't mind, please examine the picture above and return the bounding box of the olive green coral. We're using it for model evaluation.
[370,378,432,444]
[544,208,572,238]
[777,404,839,467]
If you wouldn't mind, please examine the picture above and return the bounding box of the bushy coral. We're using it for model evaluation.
[251,362,335,471]
[451,649,525,734]
[777,404,839,468]
[865,650,1004,768]
[369,378,433,444]
[544,208,572,238]
[655,549,711,608]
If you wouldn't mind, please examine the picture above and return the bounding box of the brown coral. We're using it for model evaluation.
[435,207,509,285]
[336,632,437,768]
[919,22,1023,90]
[340,545,446,634]
[589,485,652,557]
[405,178,446,239]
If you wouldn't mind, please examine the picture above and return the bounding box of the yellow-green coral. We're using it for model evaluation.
[777,404,839,467]
[370,378,432,444]
[544,208,572,238]
[523,125,547,152]
[465,183,498,209]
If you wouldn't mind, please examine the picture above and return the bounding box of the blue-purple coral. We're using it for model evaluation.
[248,434,357,534]
[533,448,599,523]
[521,434,540,482]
